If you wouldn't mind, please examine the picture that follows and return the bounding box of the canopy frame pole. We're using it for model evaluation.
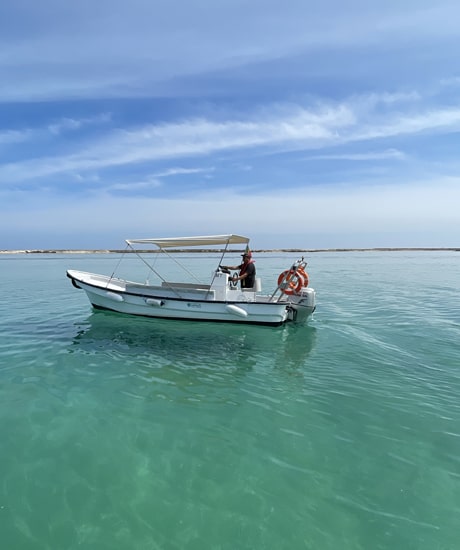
[126,244,184,297]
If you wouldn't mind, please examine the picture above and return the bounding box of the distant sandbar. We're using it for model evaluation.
[1,248,459,254]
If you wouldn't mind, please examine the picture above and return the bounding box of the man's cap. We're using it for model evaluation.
[241,251,252,257]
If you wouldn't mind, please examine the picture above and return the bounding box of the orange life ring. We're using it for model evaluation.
[277,270,305,295]
[296,267,309,287]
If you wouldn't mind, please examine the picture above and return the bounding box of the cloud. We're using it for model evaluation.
[1,2,460,102]
[353,106,460,141]
[152,167,215,178]
[439,76,460,87]
[303,149,406,161]
[0,129,33,145]
[101,178,162,193]
[0,113,111,156]
[1,91,460,188]
[0,103,354,184]
[47,113,111,135]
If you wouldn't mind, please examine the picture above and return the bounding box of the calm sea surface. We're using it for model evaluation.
[0,251,459,549]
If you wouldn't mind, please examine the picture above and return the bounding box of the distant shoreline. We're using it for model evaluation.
[1,247,459,254]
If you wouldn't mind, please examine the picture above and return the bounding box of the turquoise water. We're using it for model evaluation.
[0,251,459,549]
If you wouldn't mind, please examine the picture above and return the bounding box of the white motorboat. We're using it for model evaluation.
[66,234,316,326]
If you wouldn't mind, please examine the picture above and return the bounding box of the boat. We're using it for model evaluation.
[66,234,316,327]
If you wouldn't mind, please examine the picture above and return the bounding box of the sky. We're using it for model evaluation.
[1,0,460,250]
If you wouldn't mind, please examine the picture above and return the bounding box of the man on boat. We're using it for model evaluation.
[221,251,256,289]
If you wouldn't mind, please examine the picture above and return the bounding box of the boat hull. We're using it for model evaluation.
[67,270,293,326]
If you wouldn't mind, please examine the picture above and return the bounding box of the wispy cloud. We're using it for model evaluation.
[0,91,458,187]
[0,103,354,183]
[0,129,33,145]
[0,113,111,153]
[1,2,459,102]
[304,149,406,161]
[353,106,460,141]
[152,167,215,178]
[101,178,162,193]
[439,76,460,87]
[47,113,111,135]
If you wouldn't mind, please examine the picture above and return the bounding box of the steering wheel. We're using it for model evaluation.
[230,272,239,288]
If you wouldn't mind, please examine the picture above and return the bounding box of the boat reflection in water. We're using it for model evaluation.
[70,310,317,380]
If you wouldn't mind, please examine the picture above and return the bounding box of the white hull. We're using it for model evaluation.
[67,270,315,327]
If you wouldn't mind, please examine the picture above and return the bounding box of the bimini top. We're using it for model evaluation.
[126,234,250,249]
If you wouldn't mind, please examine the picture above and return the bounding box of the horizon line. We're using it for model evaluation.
[1,247,459,255]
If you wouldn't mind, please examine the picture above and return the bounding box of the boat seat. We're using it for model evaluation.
[161,281,212,290]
